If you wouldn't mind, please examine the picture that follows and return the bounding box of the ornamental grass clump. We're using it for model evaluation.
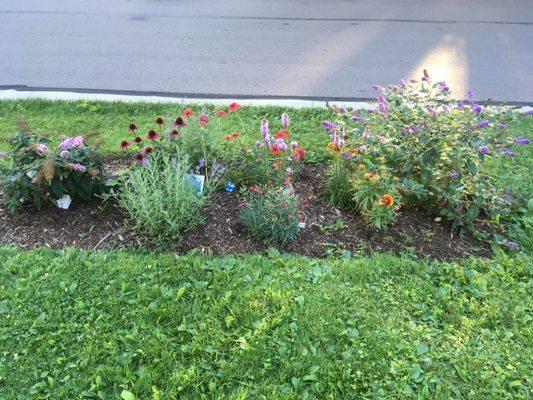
[324,70,529,232]
[0,118,106,211]
[239,184,300,246]
[116,152,205,243]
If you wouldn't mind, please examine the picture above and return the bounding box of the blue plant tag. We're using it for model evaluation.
[225,183,235,193]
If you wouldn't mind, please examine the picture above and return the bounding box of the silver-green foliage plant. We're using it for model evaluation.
[239,186,299,246]
[116,153,205,242]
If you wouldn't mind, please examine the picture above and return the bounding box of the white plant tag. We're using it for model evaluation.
[56,195,72,209]
[187,174,205,196]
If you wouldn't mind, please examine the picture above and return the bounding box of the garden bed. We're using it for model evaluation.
[0,163,490,260]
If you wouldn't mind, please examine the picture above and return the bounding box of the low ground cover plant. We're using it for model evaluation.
[324,72,529,238]
[115,152,205,243]
[0,118,106,211]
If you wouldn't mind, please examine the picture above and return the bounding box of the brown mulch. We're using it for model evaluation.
[0,164,491,261]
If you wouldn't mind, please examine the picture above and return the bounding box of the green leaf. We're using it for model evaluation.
[121,390,135,400]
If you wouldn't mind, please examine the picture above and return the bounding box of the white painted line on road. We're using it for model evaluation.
[0,89,376,110]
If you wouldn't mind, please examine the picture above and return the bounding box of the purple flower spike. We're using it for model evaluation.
[514,136,530,145]
[37,144,49,154]
[59,150,71,158]
[478,145,489,154]
[502,148,516,158]
[471,104,483,115]
[290,141,298,150]
[399,79,407,88]
[466,90,476,103]
[338,107,347,114]
[351,115,367,123]
[260,120,269,138]
[456,101,465,110]
[281,113,289,128]
[439,81,449,93]
[322,120,337,132]
[497,123,507,130]
[371,85,384,91]
[449,171,460,179]
[477,120,490,129]
[523,109,533,115]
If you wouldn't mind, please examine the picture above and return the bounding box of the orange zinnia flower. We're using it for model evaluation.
[274,129,290,139]
[228,102,241,113]
[364,172,376,180]
[379,194,394,207]
[182,108,195,118]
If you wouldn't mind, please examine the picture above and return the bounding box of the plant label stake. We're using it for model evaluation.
[298,213,307,229]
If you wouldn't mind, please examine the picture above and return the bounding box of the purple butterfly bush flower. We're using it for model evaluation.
[359,145,368,152]
[71,163,86,172]
[456,101,465,110]
[341,152,352,160]
[351,115,367,123]
[375,135,385,142]
[388,84,398,91]
[371,85,384,91]
[466,90,476,103]
[59,136,84,150]
[514,136,530,145]
[442,105,451,114]
[477,120,490,129]
[290,141,298,150]
[502,148,516,157]
[504,240,519,250]
[362,130,371,139]
[322,121,337,132]
[449,171,460,179]
[37,144,49,154]
[522,109,533,115]
[410,79,418,84]
[439,81,449,93]
[338,106,347,114]
[471,104,483,115]
[478,145,489,154]
[281,113,290,128]
[399,79,407,88]
[198,158,206,168]
[59,150,71,158]
[497,123,507,130]
[276,138,288,152]
[405,124,419,134]
[427,107,437,116]
[254,140,262,147]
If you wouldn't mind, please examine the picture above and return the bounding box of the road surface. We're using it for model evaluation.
[1,0,532,102]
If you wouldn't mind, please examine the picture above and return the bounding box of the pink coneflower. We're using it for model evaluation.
[171,129,179,136]
[146,130,159,140]
[143,146,153,155]
[198,115,209,126]
[120,140,131,150]
[284,177,292,186]
[182,108,194,118]
[134,153,148,165]
[155,117,164,125]
[134,136,142,143]
[173,117,186,127]
[216,110,227,118]
[128,123,138,132]
[228,102,241,113]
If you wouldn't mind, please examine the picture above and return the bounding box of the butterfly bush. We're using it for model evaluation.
[325,71,528,231]
[0,119,106,211]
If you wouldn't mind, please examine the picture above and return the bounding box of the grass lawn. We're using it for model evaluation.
[1,247,531,399]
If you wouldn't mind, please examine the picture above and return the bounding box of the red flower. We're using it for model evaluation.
[182,108,194,118]
[143,146,153,154]
[228,102,241,113]
[294,147,305,161]
[270,144,281,156]
[171,129,179,136]
[274,129,290,139]
[198,115,209,126]
[223,132,239,141]
[128,123,138,132]
[134,136,142,143]
[120,140,131,150]
[147,130,159,140]
[216,110,227,118]
[284,177,292,186]
[173,117,186,127]
[155,117,164,125]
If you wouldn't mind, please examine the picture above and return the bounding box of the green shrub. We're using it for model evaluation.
[0,119,106,211]
[115,152,205,242]
[239,185,299,245]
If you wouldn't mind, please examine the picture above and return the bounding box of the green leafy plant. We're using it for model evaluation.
[115,152,205,243]
[239,185,299,245]
[0,119,106,211]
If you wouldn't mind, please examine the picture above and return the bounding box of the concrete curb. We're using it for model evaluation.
[0,89,531,113]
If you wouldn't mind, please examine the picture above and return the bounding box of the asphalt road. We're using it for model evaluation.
[1,0,532,102]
